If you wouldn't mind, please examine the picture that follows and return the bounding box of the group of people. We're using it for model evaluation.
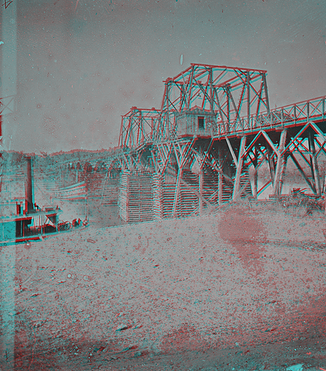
[72,217,88,228]
[72,218,82,228]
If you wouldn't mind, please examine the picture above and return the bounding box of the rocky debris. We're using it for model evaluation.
[280,188,324,213]
[116,324,129,332]
[30,293,41,298]
[93,346,106,353]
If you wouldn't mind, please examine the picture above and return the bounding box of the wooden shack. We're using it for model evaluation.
[176,108,217,137]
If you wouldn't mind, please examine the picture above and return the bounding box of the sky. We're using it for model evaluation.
[1,0,326,154]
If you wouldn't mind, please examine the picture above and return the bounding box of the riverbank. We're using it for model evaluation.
[1,203,324,369]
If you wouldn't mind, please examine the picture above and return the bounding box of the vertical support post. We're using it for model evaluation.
[267,150,275,184]
[279,154,288,195]
[186,66,194,111]
[250,149,257,199]
[137,110,142,145]
[26,156,34,213]
[218,146,223,205]
[247,72,250,127]
[252,168,258,198]
[251,147,258,199]
[199,168,204,215]
[151,117,154,141]
[262,72,271,128]
[309,131,321,196]
[209,68,214,112]
[166,81,171,139]
[232,136,246,201]
[227,86,230,133]
[273,129,287,195]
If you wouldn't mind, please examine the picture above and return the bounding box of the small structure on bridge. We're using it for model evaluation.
[175,108,218,137]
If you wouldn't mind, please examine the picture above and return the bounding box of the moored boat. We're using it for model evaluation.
[0,156,87,246]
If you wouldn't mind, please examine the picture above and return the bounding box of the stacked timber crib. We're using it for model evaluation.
[118,164,252,223]
[118,170,154,223]
[153,172,199,219]
[119,170,199,222]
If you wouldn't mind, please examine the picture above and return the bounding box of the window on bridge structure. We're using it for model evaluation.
[198,116,205,130]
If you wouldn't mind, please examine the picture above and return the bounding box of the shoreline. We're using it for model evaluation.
[1,207,324,369]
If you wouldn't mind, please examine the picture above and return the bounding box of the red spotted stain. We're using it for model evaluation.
[160,323,209,354]
[218,207,267,279]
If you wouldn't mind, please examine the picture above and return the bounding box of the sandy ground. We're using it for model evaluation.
[0,202,326,369]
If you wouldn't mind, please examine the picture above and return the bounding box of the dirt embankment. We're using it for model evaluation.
[4,203,326,369]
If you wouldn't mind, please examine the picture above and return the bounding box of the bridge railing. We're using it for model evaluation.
[123,96,326,150]
[213,95,326,137]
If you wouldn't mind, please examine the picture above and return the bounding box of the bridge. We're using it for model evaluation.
[116,63,326,223]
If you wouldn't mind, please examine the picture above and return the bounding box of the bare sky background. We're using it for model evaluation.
[1,0,326,154]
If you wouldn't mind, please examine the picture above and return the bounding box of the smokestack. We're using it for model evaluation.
[25,156,33,213]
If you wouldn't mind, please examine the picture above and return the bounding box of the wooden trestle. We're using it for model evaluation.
[118,113,326,223]
[117,64,326,222]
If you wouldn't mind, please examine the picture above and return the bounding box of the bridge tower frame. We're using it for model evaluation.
[117,64,326,222]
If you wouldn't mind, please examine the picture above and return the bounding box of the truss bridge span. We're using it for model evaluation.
[117,64,326,223]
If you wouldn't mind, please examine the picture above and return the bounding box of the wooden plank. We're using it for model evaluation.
[252,167,258,199]
[273,129,287,195]
[309,131,321,195]
[225,136,238,168]
[261,130,278,155]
